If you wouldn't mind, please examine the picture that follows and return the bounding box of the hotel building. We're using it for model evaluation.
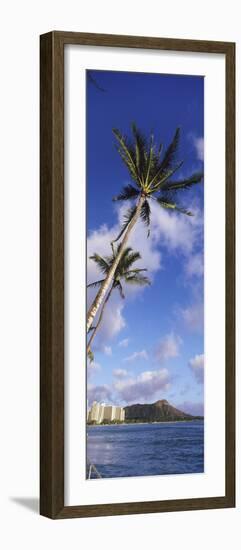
[88,402,125,424]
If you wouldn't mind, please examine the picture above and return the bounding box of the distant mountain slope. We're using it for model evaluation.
[124,399,198,422]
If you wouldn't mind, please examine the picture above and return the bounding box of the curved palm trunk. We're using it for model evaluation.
[87,284,113,355]
[86,194,145,331]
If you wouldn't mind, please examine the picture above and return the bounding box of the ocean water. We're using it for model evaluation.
[87,421,204,479]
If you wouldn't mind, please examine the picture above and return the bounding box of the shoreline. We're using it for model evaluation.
[87,418,204,427]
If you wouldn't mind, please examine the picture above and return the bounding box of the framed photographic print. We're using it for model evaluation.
[40,31,235,519]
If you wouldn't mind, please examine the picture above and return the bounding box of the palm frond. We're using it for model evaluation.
[158,142,163,158]
[157,197,193,216]
[120,251,141,271]
[161,171,203,192]
[140,199,151,236]
[113,184,139,202]
[116,245,133,259]
[112,205,137,243]
[87,278,105,289]
[123,268,147,276]
[131,123,147,179]
[152,161,184,190]
[159,127,181,173]
[145,134,154,184]
[118,247,137,265]
[147,158,183,192]
[115,280,125,299]
[89,254,110,274]
[124,274,151,286]
[140,199,151,226]
[113,128,139,183]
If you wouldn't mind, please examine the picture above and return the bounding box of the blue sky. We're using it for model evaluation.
[86,69,204,416]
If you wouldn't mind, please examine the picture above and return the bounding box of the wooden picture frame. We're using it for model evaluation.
[40,31,235,519]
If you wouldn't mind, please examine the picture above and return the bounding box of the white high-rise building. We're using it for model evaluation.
[115,406,125,422]
[103,405,116,421]
[88,402,125,424]
[88,401,100,422]
[98,403,105,423]
[88,401,105,423]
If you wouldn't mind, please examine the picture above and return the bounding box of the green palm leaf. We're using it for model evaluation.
[159,127,181,173]
[87,278,105,288]
[161,171,203,192]
[131,123,147,179]
[114,280,125,299]
[112,205,137,243]
[123,268,147,275]
[120,250,141,270]
[112,128,138,183]
[124,274,151,286]
[140,200,151,230]
[148,160,184,192]
[113,184,139,202]
[89,246,150,288]
[156,197,193,216]
[88,254,110,274]
[116,245,133,260]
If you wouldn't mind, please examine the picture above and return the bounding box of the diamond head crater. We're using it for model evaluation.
[87,399,203,425]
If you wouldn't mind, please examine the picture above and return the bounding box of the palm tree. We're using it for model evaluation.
[87,124,203,331]
[87,245,150,354]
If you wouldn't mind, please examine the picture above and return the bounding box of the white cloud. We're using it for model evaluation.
[113,368,128,378]
[155,332,182,364]
[193,137,204,162]
[102,345,112,356]
[181,303,204,332]
[87,383,113,406]
[188,354,204,384]
[87,360,101,379]
[90,296,126,345]
[149,200,203,256]
[114,368,170,403]
[88,360,101,370]
[123,350,148,363]
[118,338,129,348]
[185,252,204,278]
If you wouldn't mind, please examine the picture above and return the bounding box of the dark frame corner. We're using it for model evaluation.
[40,31,235,519]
